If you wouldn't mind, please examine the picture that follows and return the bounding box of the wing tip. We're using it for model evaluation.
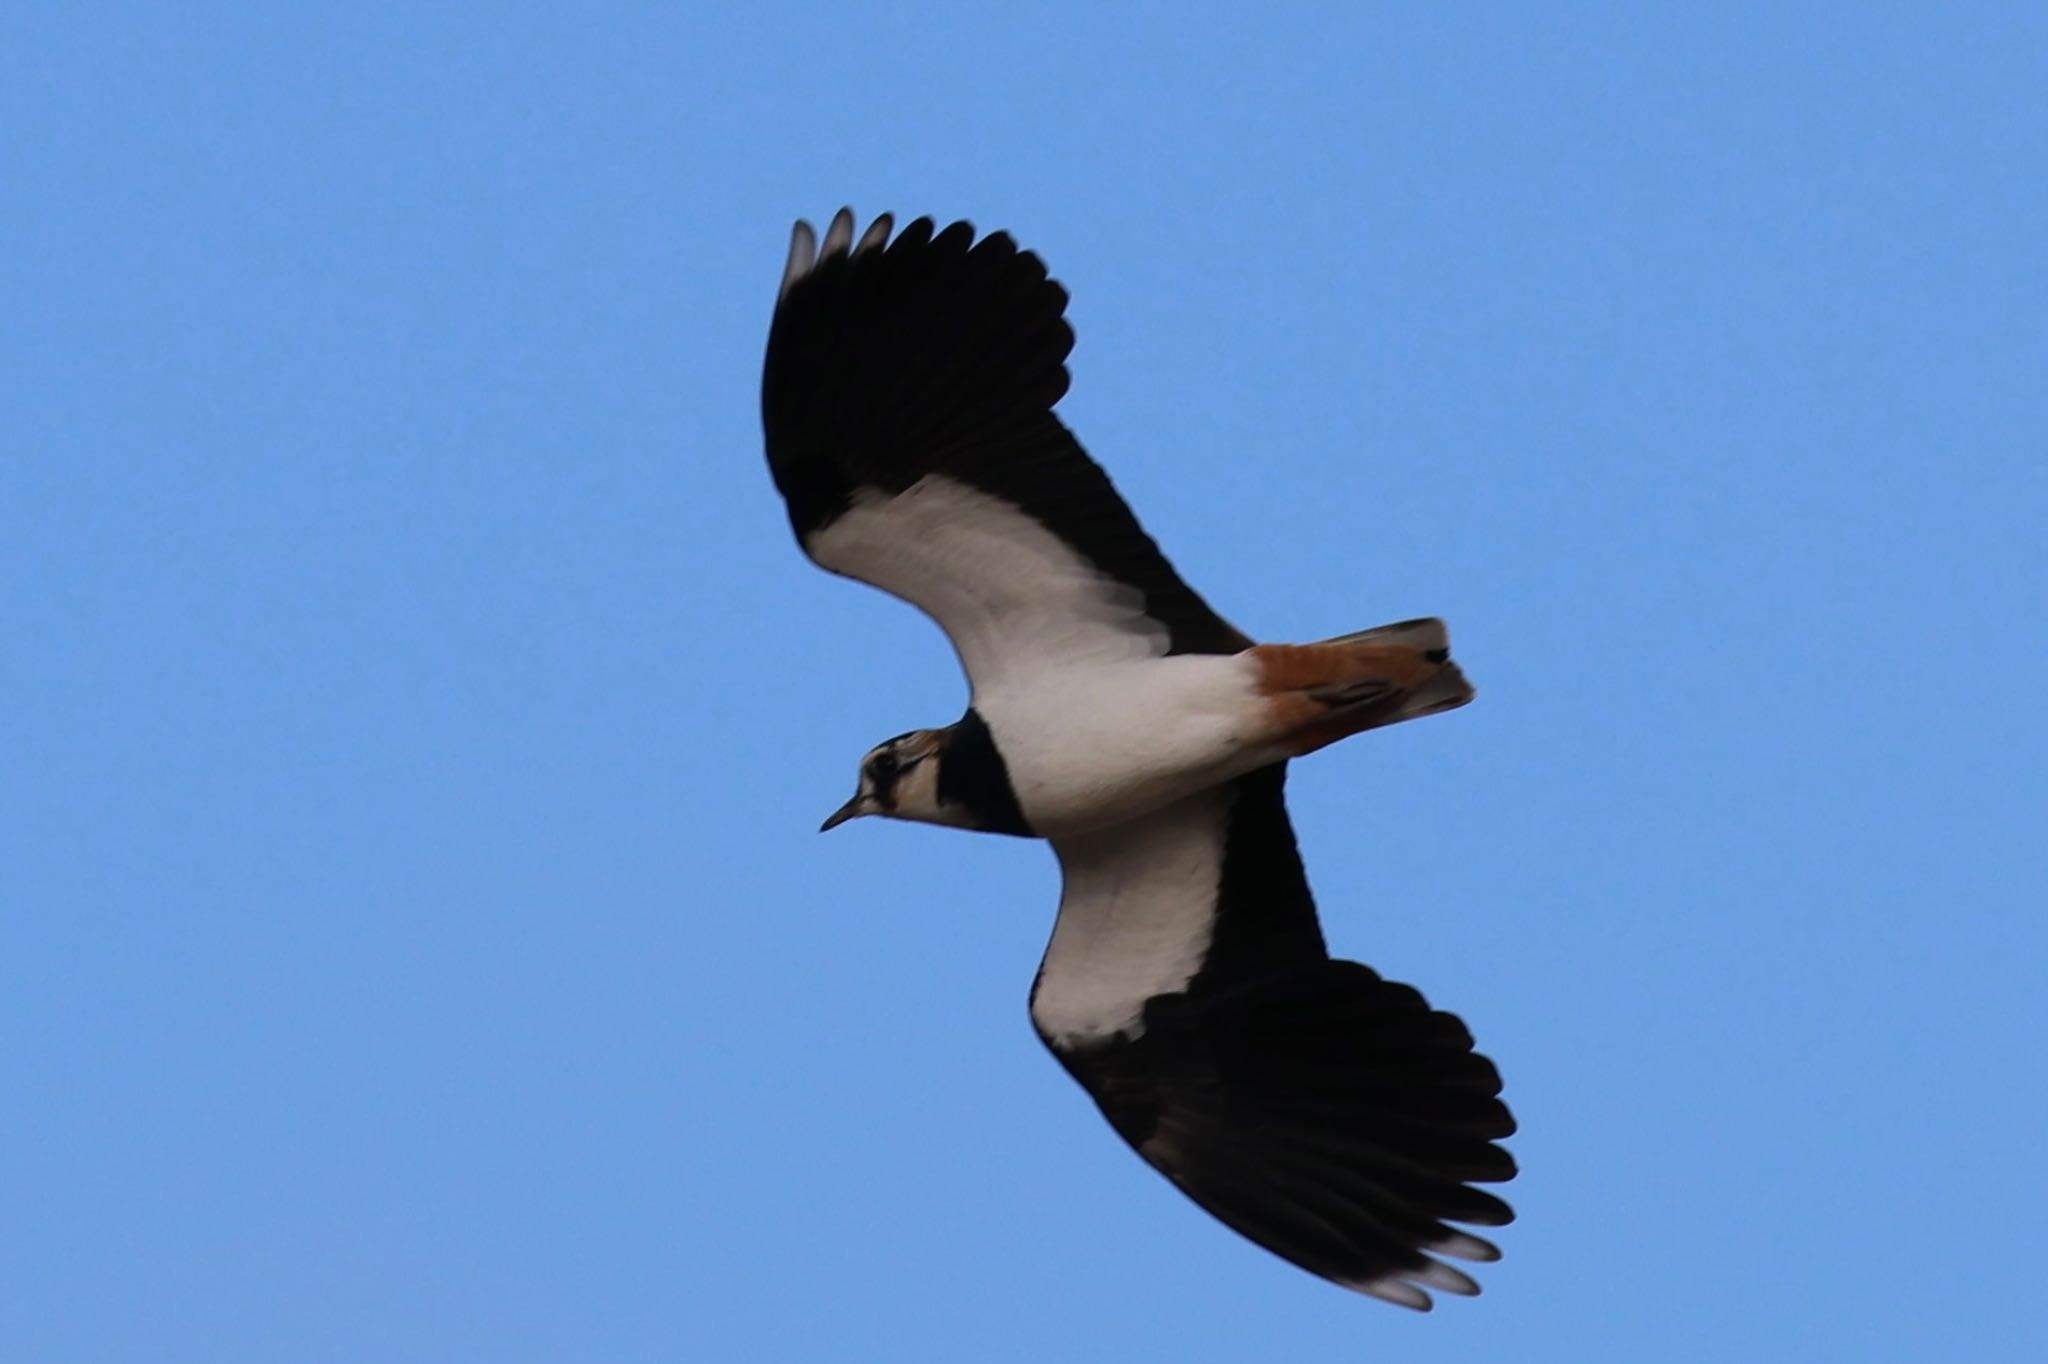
[1348,1255,1482,1310]
[1431,1228,1504,1263]
[777,218,818,301]
[777,209,898,302]
[1045,958,1517,1308]
[856,211,894,255]
[818,206,855,259]
[1353,1275,1434,1311]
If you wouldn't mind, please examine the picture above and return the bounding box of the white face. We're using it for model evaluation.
[819,730,968,831]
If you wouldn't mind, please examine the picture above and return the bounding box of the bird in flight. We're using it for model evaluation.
[759,209,1515,1309]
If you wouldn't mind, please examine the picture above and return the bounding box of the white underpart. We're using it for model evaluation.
[1032,789,1231,1044]
[982,652,1271,834]
[807,476,1274,834]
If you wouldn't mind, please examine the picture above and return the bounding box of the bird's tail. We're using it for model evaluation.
[1251,618,1474,756]
[1315,617,1475,726]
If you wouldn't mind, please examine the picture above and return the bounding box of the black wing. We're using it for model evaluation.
[1035,764,1516,1308]
[761,210,1249,686]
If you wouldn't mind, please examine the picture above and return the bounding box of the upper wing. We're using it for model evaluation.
[760,210,1249,692]
[1031,764,1516,1308]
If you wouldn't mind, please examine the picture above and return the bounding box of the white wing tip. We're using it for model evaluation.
[1349,1256,1481,1311]
[778,219,818,301]
[1354,1275,1434,1311]
[1414,1258,1481,1296]
[1430,1229,1502,1263]
[1347,1228,1499,1308]
[819,206,855,258]
[777,209,895,301]
[856,212,894,254]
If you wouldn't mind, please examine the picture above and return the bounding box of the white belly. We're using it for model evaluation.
[975,652,1280,836]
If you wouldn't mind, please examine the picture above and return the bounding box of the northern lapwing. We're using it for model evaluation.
[760,210,1514,1309]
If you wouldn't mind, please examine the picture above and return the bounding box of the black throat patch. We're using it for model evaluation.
[935,709,1034,837]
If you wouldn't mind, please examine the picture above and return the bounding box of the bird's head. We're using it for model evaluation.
[820,728,971,832]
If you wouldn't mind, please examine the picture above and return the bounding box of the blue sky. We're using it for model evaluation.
[6,4,2045,1360]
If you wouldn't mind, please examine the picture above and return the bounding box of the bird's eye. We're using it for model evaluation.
[869,752,900,783]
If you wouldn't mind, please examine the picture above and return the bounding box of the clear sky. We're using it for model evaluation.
[6,4,2045,1360]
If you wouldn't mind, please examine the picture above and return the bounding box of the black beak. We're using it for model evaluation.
[819,793,874,832]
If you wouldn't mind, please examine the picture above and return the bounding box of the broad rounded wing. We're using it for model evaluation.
[761,210,1249,692]
[1032,765,1516,1307]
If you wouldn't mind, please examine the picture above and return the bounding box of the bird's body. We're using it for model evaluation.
[981,651,1268,836]
[760,209,1514,1309]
